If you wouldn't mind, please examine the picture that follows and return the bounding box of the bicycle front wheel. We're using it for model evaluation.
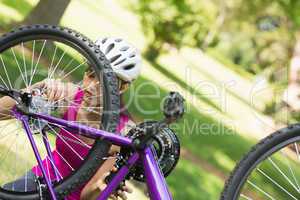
[221,124,300,200]
[0,25,119,199]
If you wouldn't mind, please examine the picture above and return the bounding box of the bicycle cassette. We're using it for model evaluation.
[28,94,57,133]
[121,121,181,182]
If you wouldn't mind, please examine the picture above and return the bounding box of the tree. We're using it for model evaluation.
[209,0,295,78]
[127,0,218,61]
[223,0,300,122]
[229,0,300,76]
[23,0,71,25]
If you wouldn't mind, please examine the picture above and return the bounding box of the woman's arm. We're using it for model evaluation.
[0,96,16,120]
[80,154,116,200]
[0,79,78,120]
[80,145,132,200]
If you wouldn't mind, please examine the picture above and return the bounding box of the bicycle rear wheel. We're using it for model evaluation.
[221,124,300,200]
[0,25,119,199]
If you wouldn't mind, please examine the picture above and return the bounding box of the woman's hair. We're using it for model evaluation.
[85,66,130,93]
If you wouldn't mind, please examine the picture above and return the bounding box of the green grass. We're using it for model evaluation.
[0,0,290,199]
[167,159,224,200]
[206,48,254,80]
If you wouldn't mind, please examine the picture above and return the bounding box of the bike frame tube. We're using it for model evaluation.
[96,147,173,200]
[12,109,57,200]
[13,110,173,200]
[97,152,139,200]
[142,147,173,200]
[34,112,133,147]
[41,129,60,182]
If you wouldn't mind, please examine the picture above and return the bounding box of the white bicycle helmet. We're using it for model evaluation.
[95,37,142,82]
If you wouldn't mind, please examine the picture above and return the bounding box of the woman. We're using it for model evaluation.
[0,37,141,200]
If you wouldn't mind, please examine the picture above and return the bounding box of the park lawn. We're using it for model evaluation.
[0,0,292,199]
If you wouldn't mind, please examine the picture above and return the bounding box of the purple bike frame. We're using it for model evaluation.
[12,109,173,200]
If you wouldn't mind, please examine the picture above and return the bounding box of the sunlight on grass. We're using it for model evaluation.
[0,119,55,184]
[212,151,236,173]
[0,4,22,23]
[167,159,224,200]
[61,0,146,50]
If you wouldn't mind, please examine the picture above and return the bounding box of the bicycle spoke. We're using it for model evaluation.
[268,157,299,192]
[21,42,28,86]
[49,50,66,80]
[240,194,254,200]
[247,180,275,200]
[40,132,75,172]
[46,124,84,161]
[61,60,87,79]
[30,40,35,82]
[51,80,100,106]
[13,132,18,191]
[11,48,28,88]
[29,40,47,87]
[0,72,9,90]
[257,168,298,200]
[58,58,74,77]
[280,150,300,192]
[0,55,13,89]
[48,45,58,80]
[48,123,92,149]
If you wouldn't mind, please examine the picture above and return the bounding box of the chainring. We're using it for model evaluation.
[121,121,181,182]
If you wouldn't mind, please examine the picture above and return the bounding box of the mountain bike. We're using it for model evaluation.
[0,25,183,200]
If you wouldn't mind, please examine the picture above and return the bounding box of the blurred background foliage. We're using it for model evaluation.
[0,0,299,199]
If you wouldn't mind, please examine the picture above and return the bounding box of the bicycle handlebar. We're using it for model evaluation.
[0,85,32,106]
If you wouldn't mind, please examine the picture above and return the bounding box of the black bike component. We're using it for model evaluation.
[35,177,48,200]
[163,91,185,123]
[132,121,163,150]
[0,85,32,106]
[29,95,57,133]
[121,121,181,182]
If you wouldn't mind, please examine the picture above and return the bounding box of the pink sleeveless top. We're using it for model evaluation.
[32,90,129,200]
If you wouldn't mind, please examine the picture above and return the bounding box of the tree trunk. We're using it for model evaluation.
[22,0,71,25]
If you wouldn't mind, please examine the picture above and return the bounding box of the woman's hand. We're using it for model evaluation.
[29,79,78,102]
[96,167,133,200]
[80,166,133,200]
[80,146,133,200]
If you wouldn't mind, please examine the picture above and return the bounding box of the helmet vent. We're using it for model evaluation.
[115,38,122,42]
[124,64,134,70]
[129,53,136,58]
[120,46,129,51]
[105,43,115,54]
[114,58,126,65]
[102,38,108,44]
[110,54,121,63]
